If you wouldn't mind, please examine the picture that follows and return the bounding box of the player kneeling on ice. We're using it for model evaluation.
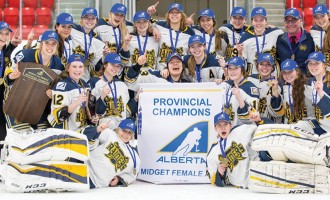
[206,110,272,188]
[88,118,140,188]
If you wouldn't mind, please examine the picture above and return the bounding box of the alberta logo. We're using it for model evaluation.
[159,121,208,156]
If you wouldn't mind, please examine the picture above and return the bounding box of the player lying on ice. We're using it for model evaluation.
[0,119,140,192]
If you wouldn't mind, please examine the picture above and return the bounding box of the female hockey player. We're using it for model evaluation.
[5,30,63,131]
[147,2,195,70]
[270,59,314,124]
[94,3,131,65]
[48,54,103,140]
[192,8,228,57]
[238,7,283,76]
[218,7,252,60]
[206,110,271,188]
[88,118,140,188]
[55,13,75,64]
[183,35,224,83]
[218,56,260,125]
[125,52,190,92]
[71,8,105,82]
[88,53,137,130]
[129,11,159,69]
[247,53,283,123]
[310,4,329,53]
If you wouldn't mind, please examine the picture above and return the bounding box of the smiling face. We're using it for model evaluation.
[189,42,206,58]
[56,24,73,39]
[307,60,326,77]
[214,121,232,139]
[41,40,58,56]
[199,16,214,33]
[314,14,330,30]
[104,62,123,78]
[67,61,85,82]
[228,65,244,82]
[168,8,182,24]
[167,57,183,77]
[118,128,134,143]
[134,19,149,33]
[282,69,298,84]
[230,16,246,29]
[284,16,302,35]
[81,14,97,30]
[257,61,273,78]
[252,16,267,34]
[109,12,125,27]
[0,29,10,47]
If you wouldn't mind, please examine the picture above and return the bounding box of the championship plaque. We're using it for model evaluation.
[4,62,60,125]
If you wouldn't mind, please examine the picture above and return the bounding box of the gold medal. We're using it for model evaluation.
[291,54,295,60]
[267,80,272,87]
[113,108,118,115]
[220,157,228,165]
[0,78,3,85]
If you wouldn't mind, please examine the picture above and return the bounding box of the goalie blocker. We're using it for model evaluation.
[249,161,330,194]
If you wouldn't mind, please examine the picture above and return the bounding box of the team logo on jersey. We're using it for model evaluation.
[73,45,95,61]
[15,52,24,63]
[258,97,267,114]
[76,107,87,127]
[132,49,156,68]
[250,87,259,96]
[159,121,208,156]
[285,102,307,124]
[223,104,235,120]
[104,96,124,117]
[218,141,246,172]
[56,82,67,90]
[105,141,129,172]
[159,43,183,63]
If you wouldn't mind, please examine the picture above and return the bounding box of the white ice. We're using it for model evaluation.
[0,180,329,200]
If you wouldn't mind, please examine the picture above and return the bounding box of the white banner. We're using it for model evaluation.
[137,83,225,184]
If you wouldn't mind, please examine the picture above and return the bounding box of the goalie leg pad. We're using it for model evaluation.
[249,161,315,194]
[1,161,89,192]
[5,128,89,165]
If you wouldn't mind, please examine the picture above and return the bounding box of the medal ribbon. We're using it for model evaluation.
[126,144,137,172]
[103,75,118,111]
[68,76,85,108]
[169,28,180,53]
[112,26,122,52]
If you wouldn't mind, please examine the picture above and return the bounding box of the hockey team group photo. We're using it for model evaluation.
[0,0,330,197]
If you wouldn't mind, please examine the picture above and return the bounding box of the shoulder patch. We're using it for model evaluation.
[56,82,67,90]
[15,51,24,63]
[251,87,259,96]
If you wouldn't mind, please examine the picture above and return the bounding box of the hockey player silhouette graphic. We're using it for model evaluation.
[172,127,202,156]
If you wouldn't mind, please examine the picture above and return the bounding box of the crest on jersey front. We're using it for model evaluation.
[218,141,246,172]
[159,121,208,156]
[105,142,129,172]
